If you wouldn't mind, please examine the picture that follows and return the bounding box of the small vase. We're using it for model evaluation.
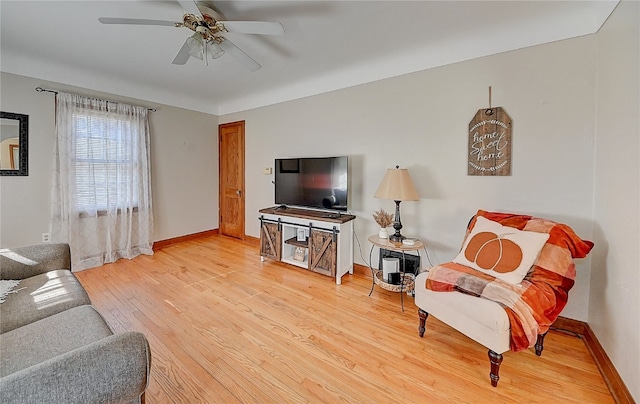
[378,228,389,239]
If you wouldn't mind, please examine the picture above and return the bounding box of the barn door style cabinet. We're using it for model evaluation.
[259,207,356,284]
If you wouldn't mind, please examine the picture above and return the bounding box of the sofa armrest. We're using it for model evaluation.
[0,243,72,280]
[0,331,150,403]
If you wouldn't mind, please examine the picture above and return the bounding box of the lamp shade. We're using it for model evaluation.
[374,167,419,201]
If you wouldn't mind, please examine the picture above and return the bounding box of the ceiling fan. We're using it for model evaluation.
[98,0,284,71]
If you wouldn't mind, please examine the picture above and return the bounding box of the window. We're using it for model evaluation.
[72,111,140,214]
[52,91,153,271]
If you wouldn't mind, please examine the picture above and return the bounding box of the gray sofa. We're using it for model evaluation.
[0,243,151,403]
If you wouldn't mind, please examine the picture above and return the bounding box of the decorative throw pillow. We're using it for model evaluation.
[453,216,550,284]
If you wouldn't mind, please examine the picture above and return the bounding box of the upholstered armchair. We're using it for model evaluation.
[414,210,593,386]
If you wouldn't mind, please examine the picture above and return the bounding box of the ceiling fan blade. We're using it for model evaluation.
[178,0,202,16]
[221,21,284,36]
[172,39,192,65]
[98,17,178,26]
[219,39,261,72]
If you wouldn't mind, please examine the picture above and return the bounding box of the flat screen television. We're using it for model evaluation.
[274,156,348,211]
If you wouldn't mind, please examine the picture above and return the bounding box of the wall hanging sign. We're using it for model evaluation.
[467,106,512,176]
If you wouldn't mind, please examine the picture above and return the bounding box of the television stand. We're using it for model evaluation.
[258,207,356,284]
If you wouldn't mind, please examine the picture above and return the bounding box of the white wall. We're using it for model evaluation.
[222,34,597,321]
[592,0,640,400]
[2,6,636,398]
[0,72,219,246]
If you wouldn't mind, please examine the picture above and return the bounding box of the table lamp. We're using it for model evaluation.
[374,166,419,242]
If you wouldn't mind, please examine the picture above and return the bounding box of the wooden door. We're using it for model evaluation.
[308,229,336,277]
[219,121,245,239]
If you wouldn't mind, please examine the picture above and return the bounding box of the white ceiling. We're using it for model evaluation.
[0,1,619,115]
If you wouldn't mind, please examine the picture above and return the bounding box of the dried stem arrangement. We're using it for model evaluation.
[372,209,394,228]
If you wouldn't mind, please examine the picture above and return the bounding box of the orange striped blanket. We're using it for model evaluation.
[425,210,594,352]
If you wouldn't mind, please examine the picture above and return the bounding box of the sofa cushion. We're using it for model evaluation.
[0,305,113,377]
[0,270,91,334]
[0,243,71,280]
[0,332,150,403]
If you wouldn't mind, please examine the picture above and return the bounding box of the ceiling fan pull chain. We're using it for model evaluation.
[204,40,208,66]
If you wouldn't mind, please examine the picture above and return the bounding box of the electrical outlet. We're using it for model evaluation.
[42,233,50,243]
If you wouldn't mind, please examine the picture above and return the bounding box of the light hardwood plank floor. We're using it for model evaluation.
[75,235,614,403]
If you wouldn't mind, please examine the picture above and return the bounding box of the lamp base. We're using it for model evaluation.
[390,200,406,243]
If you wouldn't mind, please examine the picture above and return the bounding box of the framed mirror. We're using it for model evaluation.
[0,111,28,176]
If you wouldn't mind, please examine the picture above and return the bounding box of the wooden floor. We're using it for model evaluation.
[75,235,614,403]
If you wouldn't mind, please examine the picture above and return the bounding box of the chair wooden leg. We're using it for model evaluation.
[418,309,428,337]
[488,350,503,387]
[535,332,547,356]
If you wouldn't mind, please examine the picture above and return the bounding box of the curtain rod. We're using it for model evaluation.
[35,87,157,112]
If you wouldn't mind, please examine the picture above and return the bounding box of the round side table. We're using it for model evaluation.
[367,235,426,312]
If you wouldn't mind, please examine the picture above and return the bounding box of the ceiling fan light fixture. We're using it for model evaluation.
[206,40,225,59]
[188,46,204,60]
[187,32,205,60]
[190,51,204,60]
[186,32,224,62]
[186,32,204,49]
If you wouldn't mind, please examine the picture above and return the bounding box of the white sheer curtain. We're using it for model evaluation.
[51,92,154,271]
